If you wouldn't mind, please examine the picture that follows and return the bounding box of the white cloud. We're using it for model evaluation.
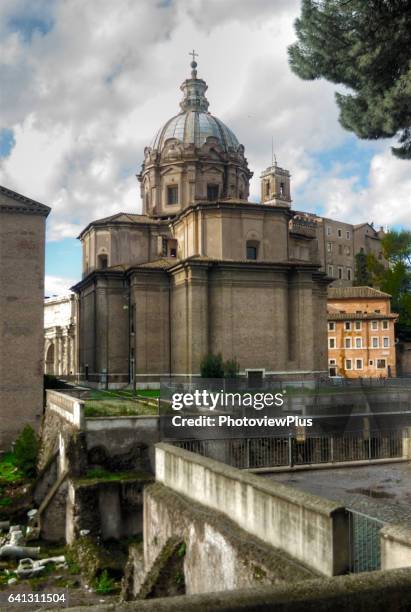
[320,150,411,229]
[0,0,409,247]
[45,275,76,297]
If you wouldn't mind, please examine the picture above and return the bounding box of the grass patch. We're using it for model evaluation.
[84,400,157,417]
[135,389,160,398]
[87,389,159,400]
[0,453,25,485]
[94,569,117,594]
[77,468,153,485]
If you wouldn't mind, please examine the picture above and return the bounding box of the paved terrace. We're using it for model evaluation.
[266,462,411,526]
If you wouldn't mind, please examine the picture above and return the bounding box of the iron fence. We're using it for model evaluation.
[347,509,384,573]
[172,429,406,470]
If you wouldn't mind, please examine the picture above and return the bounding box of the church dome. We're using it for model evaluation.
[151,111,239,152]
[150,57,240,153]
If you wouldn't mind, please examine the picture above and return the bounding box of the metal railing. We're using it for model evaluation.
[172,429,406,470]
[347,509,384,573]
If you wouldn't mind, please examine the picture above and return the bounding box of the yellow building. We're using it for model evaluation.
[327,287,398,378]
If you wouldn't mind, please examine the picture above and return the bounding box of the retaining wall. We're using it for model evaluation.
[155,443,349,576]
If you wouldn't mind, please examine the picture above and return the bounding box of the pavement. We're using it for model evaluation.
[265,462,411,526]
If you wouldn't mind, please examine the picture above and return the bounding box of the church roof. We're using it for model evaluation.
[150,57,241,153]
[0,184,50,216]
[327,312,397,321]
[151,111,239,152]
[328,286,391,300]
[78,212,165,238]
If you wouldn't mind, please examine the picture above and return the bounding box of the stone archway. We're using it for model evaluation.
[45,342,55,375]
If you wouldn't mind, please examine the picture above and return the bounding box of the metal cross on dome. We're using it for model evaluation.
[189,49,198,63]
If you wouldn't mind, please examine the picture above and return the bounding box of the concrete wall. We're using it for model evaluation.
[142,481,316,597]
[155,443,350,576]
[85,416,159,472]
[0,209,48,448]
[381,524,411,571]
[65,567,411,611]
[66,476,150,544]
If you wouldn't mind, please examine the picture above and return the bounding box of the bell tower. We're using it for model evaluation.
[260,162,291,207]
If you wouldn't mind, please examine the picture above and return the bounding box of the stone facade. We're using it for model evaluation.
[44,293,78,377]
[73,60,330,385]
[293,212,386,287]
[0,185,50,448]
[327,286,398,378]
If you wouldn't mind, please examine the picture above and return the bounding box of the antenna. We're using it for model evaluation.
[271,136,277,167]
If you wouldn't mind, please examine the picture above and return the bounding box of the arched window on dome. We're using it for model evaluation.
[98,254,108,269]
[246,240,259,260]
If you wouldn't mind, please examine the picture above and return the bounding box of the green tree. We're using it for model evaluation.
[200,353,224,378]
[288,1,411,158]
[13,425,39,478]
[223,357,240,379]
[354,251,371,286]
[379,231,411,338]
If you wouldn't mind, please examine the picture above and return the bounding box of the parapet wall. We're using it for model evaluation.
[155,443,350,576]
[381,524,411,571]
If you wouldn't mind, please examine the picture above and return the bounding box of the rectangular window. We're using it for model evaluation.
[345,246,351,256]
[344,321,351,331]
[345,337,352,348]
[328,322,335,331]
[355,321,362,330]
[345,359,352,370]
[207,184,219,201]
[338,244,343,255]
[329,337,336,349]
[355,337,362,348]
[327,226,332,236]
[383,337,390,348]
[338,266,343,279]
[377,359,386,369]
[346,230,351,240]
[369,360,374,366]
[337,228,342,238]
[327,242,332,252]
[246,245,257,260]
[329,359,336,365]
[167,184,178,205]
[382,320,389,330]
[347,267,352,281]
[328,265,334,277]
[372,337,379,348]
[371,320,378,331]
[355,358,363,370]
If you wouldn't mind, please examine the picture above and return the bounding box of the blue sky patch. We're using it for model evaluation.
[8,11,54,43]
[46,238,82,281]
[0,128,15,158]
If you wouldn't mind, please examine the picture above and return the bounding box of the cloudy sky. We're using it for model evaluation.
[0,0,410,295]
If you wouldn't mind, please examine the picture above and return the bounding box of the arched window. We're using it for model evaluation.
[98,254,108,269]
[246,240,259,260]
